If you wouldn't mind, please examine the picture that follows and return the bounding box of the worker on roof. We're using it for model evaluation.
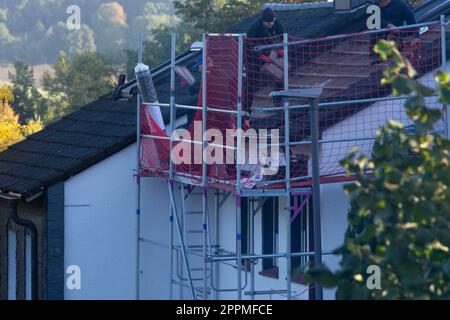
[247,7,284,42]
[370,0,420,63]
[377,0,416,28]
[245,7,285,120]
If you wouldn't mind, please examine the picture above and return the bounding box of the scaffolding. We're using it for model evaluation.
[136,16,449,300]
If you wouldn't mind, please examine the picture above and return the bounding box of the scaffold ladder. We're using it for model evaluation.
[169,181,213,300]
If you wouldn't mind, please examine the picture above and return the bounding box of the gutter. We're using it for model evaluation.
[3,194,39,300]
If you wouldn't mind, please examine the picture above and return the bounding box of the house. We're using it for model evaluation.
[1,1,449,300]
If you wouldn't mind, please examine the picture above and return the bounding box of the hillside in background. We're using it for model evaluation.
[0,0,175,64]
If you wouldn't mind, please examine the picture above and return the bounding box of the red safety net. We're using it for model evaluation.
[141,35,240,186]
[141,23,444,190]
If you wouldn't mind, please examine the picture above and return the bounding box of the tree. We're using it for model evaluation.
[127,1,176,49]
[65,24,97,57]
[173,0,262,33]
[41,51,71,122]
[43,51,70,95]
[44,22,96,61]
[0,84,42,151]
[92,2,128,53]
[8,60,46,124]
[304,40,450,299]
[43,51,116,113]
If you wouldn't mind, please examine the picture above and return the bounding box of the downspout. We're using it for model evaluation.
[9,199,38,300]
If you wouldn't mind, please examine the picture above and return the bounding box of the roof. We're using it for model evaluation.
[0,1,449,199]
[228,4,368,37]
[0,98,136,199]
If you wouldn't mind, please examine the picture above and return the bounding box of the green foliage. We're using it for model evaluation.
[44,22,96,61]
[6,52,114,127]
[43,51,115,113]
[127,1,177,50]
[92,2,128,53]
[0,1,176,64]
[303,40,450,299]
[8,60,46,124]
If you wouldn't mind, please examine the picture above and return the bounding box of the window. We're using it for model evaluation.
[260,197,279,278]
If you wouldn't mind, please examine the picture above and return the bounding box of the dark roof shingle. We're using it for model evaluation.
[0,98,136,197]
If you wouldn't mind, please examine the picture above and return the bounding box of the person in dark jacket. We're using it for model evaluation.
[245,8,285,116]
[370,0,419,63]
[378,0,416,28]
[247,7,284,53]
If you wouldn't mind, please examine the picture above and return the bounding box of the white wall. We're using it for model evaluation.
[61,139,347,299]
[64,143,178,300]
[64,144,137,300]
[62,143,350,300]
[321,182,350,299]
[138,176,172,299]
